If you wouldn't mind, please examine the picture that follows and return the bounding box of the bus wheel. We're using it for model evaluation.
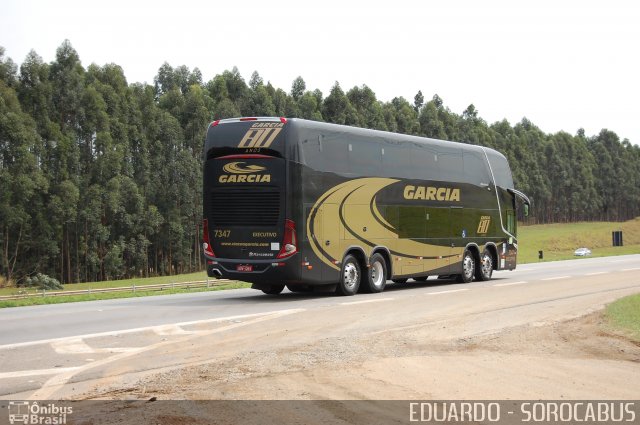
[456,250,475,283]
[392,278,408,284]
[336,254,361,296]
[262,284,285,295]
[475,249,493,281]
[364,253,387,293]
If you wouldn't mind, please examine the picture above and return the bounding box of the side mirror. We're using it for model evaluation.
[524,204,530,217]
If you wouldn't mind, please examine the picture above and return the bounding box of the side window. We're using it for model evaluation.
[382,142,412,179]
[349,136,382,176]
[300,136,322,171]
[435,145,463,182]
[487,151,514,189]
[410,143,438,180]
[398,206,426,239]
[322,133,350,175]
[506,210,515,234]
[463,150,492,185]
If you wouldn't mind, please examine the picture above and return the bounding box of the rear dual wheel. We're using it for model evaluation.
[456,249,475,283]
[363,253,387,293]
[336,253,388,295]
[336,254,361,296]
[475,249,493,281]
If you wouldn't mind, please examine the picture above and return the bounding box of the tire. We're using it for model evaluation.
[261,284,285,295]
[456,249,475,283]
[414,276,429,282]
[363,253,387,293]
[336,254,361,296]
[475,249,493,281]
[392,278,408,284]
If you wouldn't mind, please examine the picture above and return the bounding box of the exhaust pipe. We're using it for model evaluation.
[210,268,223,278]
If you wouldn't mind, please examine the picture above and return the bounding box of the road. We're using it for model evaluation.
[0,254,639,401]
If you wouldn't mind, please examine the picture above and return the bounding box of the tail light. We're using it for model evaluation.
[276,219,297,259]
[202,219,215,257]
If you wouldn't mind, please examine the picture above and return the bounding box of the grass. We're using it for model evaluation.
[518,217,640,263]
[0,281,250,308]
[605,294,640,342]
[0,271,210,297]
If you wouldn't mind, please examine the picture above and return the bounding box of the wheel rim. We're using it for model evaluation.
[463,255,474,280]
[370,261,384,288]
[481,254,492,277]
[343,262,359,289]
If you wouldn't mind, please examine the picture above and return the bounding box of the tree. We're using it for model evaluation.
[322,82,358,125]
[0,46,17,86]
[413,90,424,112]
[2,41,639,285]
[291,76,306,101]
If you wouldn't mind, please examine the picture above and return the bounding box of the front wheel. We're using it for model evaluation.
[261,284,285,295]
[336,254,361,296]
[363,253,387,293]
[475,249,493,281]
[456,250,475,283]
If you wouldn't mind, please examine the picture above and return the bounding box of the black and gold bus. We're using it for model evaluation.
[203,117,530,295]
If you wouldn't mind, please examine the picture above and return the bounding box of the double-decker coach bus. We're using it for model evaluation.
[202,117,530,296]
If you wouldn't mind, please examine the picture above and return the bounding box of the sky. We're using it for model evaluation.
[1,0,639,144]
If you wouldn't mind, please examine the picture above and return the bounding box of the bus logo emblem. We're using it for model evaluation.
[477,216,491,234]
[222,162,266,174]
[238,124,283,148]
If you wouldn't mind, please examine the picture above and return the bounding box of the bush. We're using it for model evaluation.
[0,275,16,288]
[20,273,63,290]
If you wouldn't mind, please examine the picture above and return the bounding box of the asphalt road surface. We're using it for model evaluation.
[1,254,639,400]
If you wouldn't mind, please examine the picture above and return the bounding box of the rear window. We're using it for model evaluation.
[205,120,286,159]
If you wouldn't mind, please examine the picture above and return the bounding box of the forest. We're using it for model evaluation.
[1,41,639,285]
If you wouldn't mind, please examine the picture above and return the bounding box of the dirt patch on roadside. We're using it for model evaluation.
[90,310,640,401]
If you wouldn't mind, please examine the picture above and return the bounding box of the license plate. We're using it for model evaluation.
[236,264,253,272]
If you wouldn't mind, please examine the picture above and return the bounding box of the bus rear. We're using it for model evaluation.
[202,117,299,292]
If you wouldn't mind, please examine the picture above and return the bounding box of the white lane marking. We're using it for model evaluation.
[0,310,304,351]
[493,281,526,287]
[585,272,607,276]
[50,338,136,354]
[541,276,571,281]
[0,367,81,379]
[427,289,469,295]
[622,268,640,272]
[29,309,304,400]
[340,298,394,306]
[153,324,193,336]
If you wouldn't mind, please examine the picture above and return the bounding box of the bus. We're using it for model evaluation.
[202,117,530,296]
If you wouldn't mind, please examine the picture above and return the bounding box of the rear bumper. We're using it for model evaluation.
[206,254,302,285]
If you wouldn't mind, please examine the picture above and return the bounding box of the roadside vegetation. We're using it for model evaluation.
[605,294,640,342]
[518,217,640,263]
[0,276,249,308]
[2,41,640,290]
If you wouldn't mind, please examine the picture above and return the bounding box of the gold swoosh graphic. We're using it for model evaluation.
[222,162,266,174]
[307,177,460,274]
